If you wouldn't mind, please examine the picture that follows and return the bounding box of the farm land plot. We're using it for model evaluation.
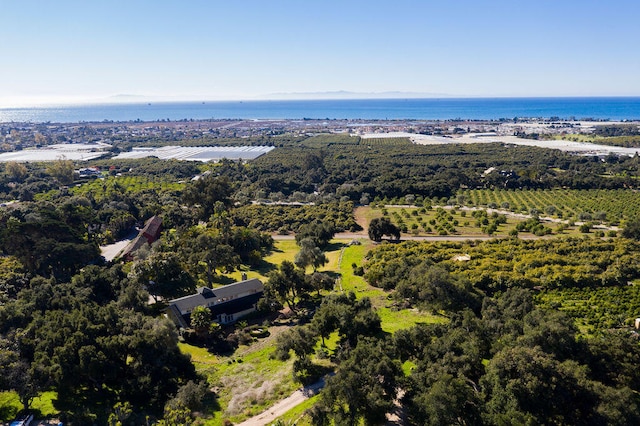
[463,188,640,225]
[364,204,579,238]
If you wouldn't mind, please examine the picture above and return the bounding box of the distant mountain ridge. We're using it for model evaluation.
[260,90,452,100]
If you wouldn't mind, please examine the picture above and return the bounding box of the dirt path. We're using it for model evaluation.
[234,378,327,426]
[353,206,369,230]
[273,231,546,242]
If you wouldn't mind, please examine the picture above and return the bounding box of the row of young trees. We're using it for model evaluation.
[233,202,362,234]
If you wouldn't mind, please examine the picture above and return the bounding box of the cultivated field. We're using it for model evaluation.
[462,188,640,224]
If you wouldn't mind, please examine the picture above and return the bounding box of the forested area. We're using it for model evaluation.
[233,202,361,234]
[273,235,640,425]
[233,139,640,203]
[0,171,275,423]
[263,235,640,425]
[280,289,640,425]
[2,129,640,424]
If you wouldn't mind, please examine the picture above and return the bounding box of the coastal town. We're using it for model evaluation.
[0,117,636,163]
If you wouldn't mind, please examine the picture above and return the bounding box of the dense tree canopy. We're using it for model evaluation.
[294,238,328,272]
[264,261,309,313]
[0,202,100,280]
[621,217,640,240]
[182,174,233,221]
[235,140,640,202]
[295,220,336,248]
[130,251,195,302]
[0,264,200,423]
[316,338,401,426]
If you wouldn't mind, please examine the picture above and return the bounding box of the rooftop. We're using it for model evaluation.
[169,278,264,313]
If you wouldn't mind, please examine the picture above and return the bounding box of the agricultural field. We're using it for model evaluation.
[297,134,411,147]
[233,202,361,234]
[363,204,579,238]
[363,237,640,329]
[553,133,640,148]
[298,134,359,147]
[72,175,185,200]
[537,284,640,335]
[462,188,640,225]
[359,137,412,146]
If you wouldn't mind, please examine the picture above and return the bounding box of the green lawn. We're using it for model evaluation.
[226,239,300,283]
[0,392,21,422]
[337,241,448,332]
[377,307,448,333]
[0,391,58,422]
[31,392,58,419]
[225,237,357,284]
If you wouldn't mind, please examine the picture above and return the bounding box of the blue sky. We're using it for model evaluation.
[1,0,639,105]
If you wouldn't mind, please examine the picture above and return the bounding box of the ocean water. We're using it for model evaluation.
[1,97,640,123]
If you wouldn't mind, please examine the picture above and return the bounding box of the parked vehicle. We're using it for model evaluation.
[9,412,33,426]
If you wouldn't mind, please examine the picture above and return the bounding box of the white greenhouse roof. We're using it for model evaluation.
[113,145,274,162]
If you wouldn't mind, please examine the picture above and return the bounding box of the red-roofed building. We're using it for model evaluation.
[120,216,163,261]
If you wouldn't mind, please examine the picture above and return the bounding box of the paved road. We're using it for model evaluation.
[235,377,327,426]
[99,229,138,261]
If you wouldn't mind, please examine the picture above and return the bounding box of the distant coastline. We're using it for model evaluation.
[1,97,640,123]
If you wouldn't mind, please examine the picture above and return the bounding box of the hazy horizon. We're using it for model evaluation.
[5,93,640,109]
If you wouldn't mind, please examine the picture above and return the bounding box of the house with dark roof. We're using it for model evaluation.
[120,215,163,261]
[166,278,264,328]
